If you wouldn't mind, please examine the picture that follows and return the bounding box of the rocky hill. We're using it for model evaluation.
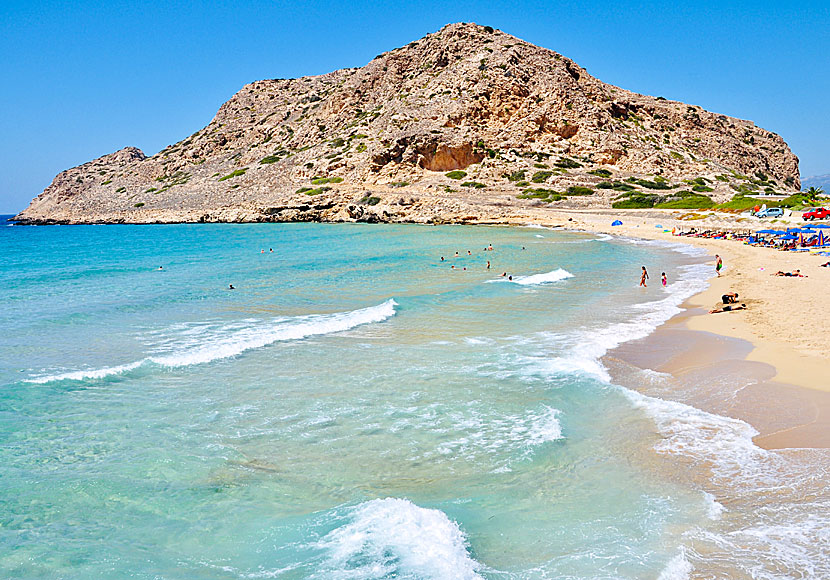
[15,23,800,225]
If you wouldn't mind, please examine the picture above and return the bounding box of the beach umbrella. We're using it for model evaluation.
[611,220,622,226]
[780,234,798,240]
[808,224,830,229]
[757,229,779,234]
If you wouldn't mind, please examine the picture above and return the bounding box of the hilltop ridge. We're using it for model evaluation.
[16,23,800,225]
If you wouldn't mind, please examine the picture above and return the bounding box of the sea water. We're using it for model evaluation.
[1,220,827,579]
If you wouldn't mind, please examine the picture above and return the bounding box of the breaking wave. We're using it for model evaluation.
[26,299,397,383]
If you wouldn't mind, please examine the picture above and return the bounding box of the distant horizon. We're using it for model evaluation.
[2,1,828,213]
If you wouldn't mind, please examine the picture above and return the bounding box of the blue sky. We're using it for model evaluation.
[1,0,828,213]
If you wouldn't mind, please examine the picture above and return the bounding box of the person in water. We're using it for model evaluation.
[640,266,649,287]
[228,284,235,290]
[501,272,507,277]
[709,303,746,314]
[440,256,444,262]
[508,275,513,281]
[661,272,667,287]
[486,260,491,270]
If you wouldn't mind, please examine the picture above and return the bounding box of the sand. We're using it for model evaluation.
[510,207,830,449]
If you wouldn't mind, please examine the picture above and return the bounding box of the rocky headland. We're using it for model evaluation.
[15,23,800,225]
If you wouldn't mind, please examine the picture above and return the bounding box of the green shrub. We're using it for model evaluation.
[483,25,494,33]
[628,178,673,190]
[531,171,552,183]
[588,169,612,177]
[461,181,486,189]
[359,194,381,205]
[116,187,126,193]
[145,187,157,193]
[356,143,367,153]
[612,182,637,191]
[692,184,714,192]
[260,154,283,164]
[133,202,145,207]
[304,186,332,196]
[504,170,526,182]
[612,193,659,209]
[534,163,549,169]
[515,180,529,187]
[311,176,344,185]
[446,170,467,180]
[565,186,594,196]
[296,187,312,194]
[330,138,345,148]
[655,191,714,209]
[101,180,112,185]
[218,169,247,181]
[517,188,563,202]
[388,182,409,188]
[555,157,582,169]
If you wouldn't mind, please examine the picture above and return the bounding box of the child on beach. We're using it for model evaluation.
[661,272,667,287]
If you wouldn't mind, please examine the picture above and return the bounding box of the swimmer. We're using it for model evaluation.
[229,284,235,290]
[157,266,163,271]
[488,244,493,251]
[455,251,460,257]
[261,249,265,254]
[508,275,513,281]
[441,256,444,262]
[501,272,507,277]
[269,248,273,253]
[467,250,472,255]
[486,260,491,269]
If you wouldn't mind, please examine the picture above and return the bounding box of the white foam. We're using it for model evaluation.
[623,389,765,481]
[27,300,397,383]
[703,492,725,520]
[150,299,397,367]
[315,498,483,580]
[510,268,574,286]
[657,549,693,580]
[26,361,144,384]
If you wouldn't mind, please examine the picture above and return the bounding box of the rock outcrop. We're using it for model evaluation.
[16,23,800,225]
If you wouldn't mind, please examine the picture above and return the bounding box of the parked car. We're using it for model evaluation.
[802,207,830,221]
[755,207,784,218]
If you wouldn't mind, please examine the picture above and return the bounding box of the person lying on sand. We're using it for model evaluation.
[773,270,807,277]
[709,303,746,314]
[821,262,830,267]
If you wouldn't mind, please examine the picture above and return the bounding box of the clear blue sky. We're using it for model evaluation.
[1,0,828,213]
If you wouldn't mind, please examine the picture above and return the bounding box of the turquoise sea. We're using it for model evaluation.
[1,219,828,579]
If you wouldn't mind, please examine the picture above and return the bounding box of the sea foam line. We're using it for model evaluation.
[486,268,574,286]
[26,299,397,384]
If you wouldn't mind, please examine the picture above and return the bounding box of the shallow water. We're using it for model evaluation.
[1,220,827,579]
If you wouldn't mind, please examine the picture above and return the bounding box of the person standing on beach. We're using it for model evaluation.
[640,266,649,287]
[715,255,723,276]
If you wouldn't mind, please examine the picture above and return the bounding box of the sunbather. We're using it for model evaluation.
[709,303,747,314]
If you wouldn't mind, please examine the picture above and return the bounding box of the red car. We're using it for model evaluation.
[802,207,830,221]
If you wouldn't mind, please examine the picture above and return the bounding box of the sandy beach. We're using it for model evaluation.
[519,207,830,450]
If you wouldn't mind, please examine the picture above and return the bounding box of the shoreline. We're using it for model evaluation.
[547,209,830,450]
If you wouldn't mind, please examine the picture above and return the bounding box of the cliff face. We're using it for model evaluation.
[16,23,800,224]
